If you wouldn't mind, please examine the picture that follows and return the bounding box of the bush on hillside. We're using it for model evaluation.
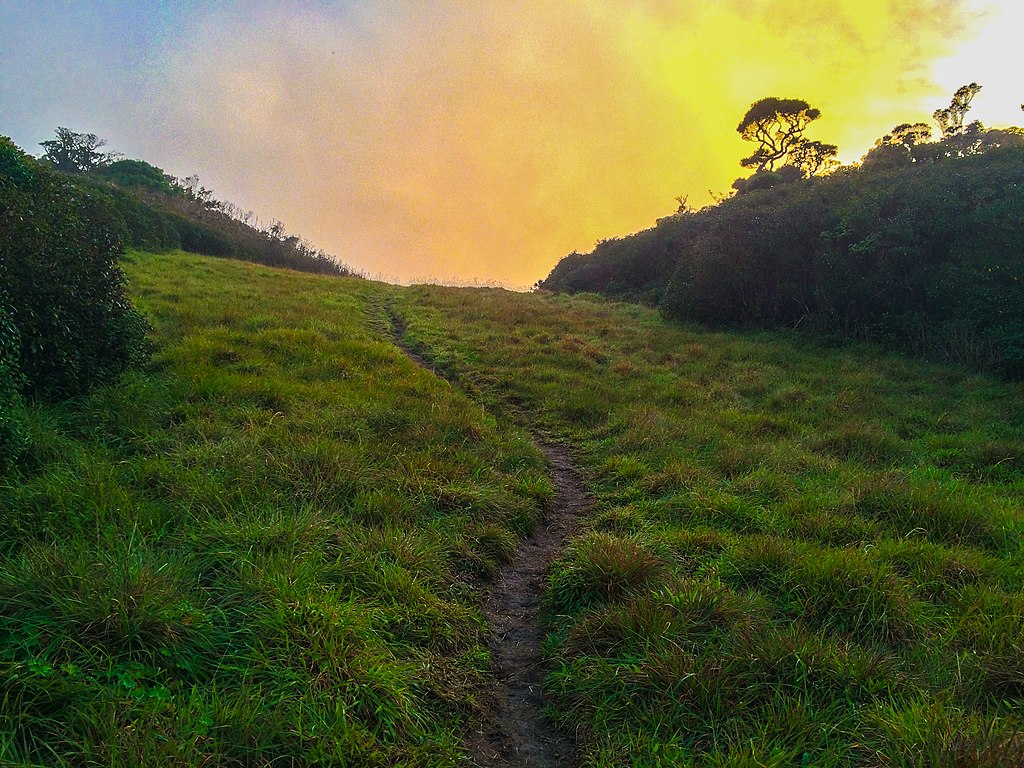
[542,142,1024,376]
[93,158,175,194]
[35,126,357,276]
[0,297,26,469]
[0,136,150,399]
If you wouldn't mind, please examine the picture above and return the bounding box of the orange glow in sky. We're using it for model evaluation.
[8,1,1019,286]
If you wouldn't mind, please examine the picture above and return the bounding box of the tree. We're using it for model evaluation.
[736,97,822,172]
[882,122,933,150]
[1,136,149,398]
[789,139,840,177]
[94,158,174,194]
[933,83,982,138]
[861,122,934,169]
[39,127,118,173]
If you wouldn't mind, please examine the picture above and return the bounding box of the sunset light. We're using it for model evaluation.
[2,1,1020,284]
[4,3,1024,765]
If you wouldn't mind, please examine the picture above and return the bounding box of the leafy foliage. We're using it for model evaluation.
[934,82,983,139]
[0,298,26,469]
[541,143,1024,376]
[736,97,831,173]
[93,158,175,194]
[39,127,117,173]
[0,136,149,400]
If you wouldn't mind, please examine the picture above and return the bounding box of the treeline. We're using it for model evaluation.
[540,94,1024,376]
[38,128,357,278]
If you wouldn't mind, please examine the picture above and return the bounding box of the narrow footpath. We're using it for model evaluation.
[388,309,586,767]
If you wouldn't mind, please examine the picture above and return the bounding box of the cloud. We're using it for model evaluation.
[133,0,974,285]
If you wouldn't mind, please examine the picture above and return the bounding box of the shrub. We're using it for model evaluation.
[0,297,26,468]
[541,144,1024,377]
[0,137,150,398]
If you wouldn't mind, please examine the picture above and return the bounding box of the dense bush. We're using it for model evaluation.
[541,143,1024,375]
[0,137,150,400]
[539,213,693,304]
[92,158,175,194]
[0,297,25,469]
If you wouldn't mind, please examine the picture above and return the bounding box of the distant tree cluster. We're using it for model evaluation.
[540,84,1024,376]
[862,84,1024,169]
[35,128,358,278]
[729,83,1024,192]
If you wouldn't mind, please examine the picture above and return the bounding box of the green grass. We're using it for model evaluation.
[5,251,1024,766]
[394,285,1024,766]
[0,251,551,766]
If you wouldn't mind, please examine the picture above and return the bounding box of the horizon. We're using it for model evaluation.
[3,0,1022,286]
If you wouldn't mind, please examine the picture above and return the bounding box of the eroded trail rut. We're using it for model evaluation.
[389,311,585,767]
[464,441,585,767]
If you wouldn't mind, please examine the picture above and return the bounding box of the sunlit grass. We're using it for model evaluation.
[5,249,1024,765]
[0,251,551,767]
[396,284,1024,766]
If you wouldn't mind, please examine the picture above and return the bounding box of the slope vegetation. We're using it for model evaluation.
[1,251,549,766]
[397,284,1024,766]
[541,145,1024,375]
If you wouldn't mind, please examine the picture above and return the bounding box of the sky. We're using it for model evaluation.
[1,0,1021,287]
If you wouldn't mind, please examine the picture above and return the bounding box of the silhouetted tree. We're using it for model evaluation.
[884,122,934,149]
[731,165,803,195]
[862,122,934,169]
[934,83,982,138]
[737,97,822,172]
[790,139,840,177]
[39,127,118,173]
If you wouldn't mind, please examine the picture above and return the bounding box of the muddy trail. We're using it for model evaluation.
[388,309,586,768]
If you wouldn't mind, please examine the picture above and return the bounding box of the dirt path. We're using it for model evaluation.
[388,309,585,767]
[463,440,585,767]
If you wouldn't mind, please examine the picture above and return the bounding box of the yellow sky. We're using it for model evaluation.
[131,0,1019,286]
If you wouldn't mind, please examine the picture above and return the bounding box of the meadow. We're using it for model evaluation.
[395,285,1024,766]
[0,251,551,766]
[2,250,1023,766]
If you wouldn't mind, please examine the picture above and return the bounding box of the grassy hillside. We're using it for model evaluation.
[3,250,1024,766]
[395,285,1024,766]
[0,251,549,766]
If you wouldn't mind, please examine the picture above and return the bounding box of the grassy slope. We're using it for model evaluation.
[4,251,1024,767]
[0,251,550,767]
[395,285,1024,767]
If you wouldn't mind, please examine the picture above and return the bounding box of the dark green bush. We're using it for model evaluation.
[92,158,175,194]
[541,142,1024,376]
[0,297,26,469]
[0,137,149,399]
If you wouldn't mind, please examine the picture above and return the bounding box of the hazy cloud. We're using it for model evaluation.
[9,0,997,285]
